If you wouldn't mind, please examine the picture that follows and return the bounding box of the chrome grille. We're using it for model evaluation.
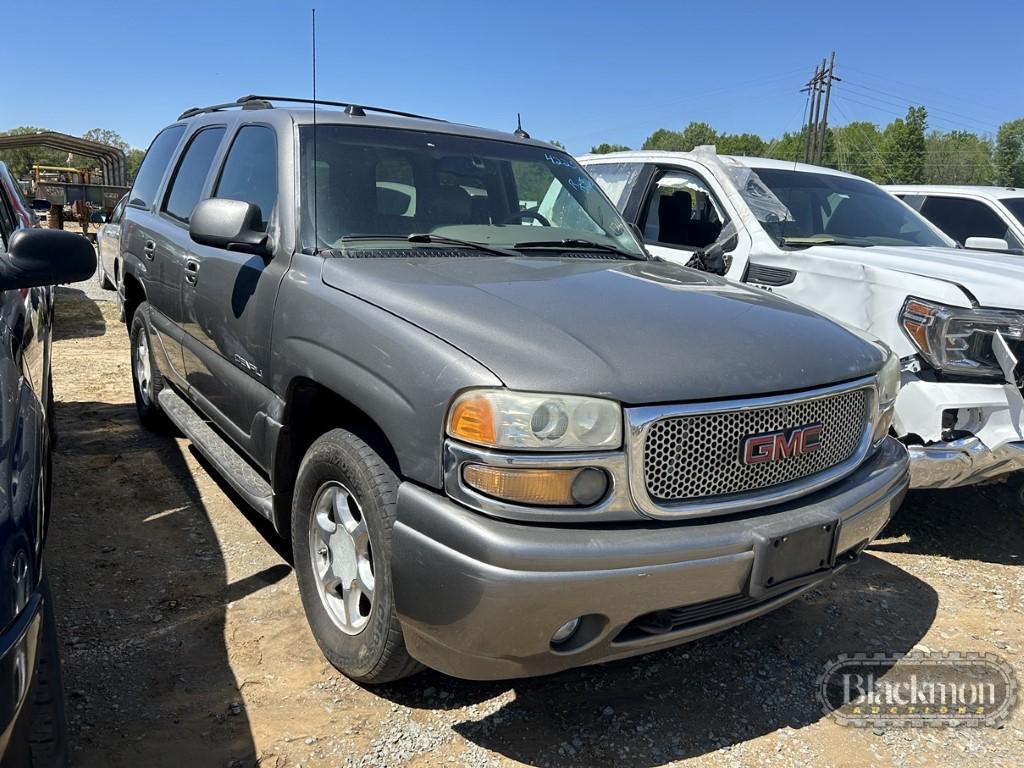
[642,387,871,502]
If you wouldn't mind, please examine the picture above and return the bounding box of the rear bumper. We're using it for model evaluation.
[0,594,43,758]
[392,437,909,680]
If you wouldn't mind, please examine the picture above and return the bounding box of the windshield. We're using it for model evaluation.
[744,167,949,248]
[299,126,644,257]
[1001,196,1024,228]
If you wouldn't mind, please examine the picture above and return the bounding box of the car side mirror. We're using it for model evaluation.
[190,198,272,256]
[0,229,97,290]
[964,236,1009,252]
[31,199,51,212]
[90,211,107,224]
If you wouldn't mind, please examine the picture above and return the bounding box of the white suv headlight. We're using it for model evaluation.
[900,297,1024,378]
[447,389,622,451]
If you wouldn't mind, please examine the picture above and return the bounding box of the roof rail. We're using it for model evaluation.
[177,96,273,120]
[237,95,445,122]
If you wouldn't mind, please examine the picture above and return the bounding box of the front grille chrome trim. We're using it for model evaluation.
[626,376,878,520]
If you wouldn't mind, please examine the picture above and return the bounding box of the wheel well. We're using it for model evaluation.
[122,273,145,326]
[274,379,402,534]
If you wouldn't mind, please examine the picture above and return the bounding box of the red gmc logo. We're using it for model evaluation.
[741,423,824,465]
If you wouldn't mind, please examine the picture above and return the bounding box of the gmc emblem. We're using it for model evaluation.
[741,423,824,465]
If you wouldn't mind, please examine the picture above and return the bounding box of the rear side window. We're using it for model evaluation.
[215,125,277,231]
[586,162,643,208]
[129,125,185,209]
[163,127,226,223]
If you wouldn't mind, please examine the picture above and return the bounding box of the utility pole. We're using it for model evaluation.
[801,52,839,165]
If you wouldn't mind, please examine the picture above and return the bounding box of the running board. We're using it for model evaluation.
[157,388,275,522]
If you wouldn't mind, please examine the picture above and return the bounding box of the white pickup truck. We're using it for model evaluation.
[578,149,1024,493]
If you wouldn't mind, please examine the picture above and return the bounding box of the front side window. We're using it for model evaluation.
[586,162,643,208]
[299,126,644,257]
[920,196,1021,249]
[1001,197,1024,229]
[129,125,186,209]
[748,168,949,248]
[163,127,226,223]
[640,170,727,249]
[215,125,278,231]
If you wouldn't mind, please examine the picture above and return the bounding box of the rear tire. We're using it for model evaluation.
[129,305,169,431]
[291,429,421,684]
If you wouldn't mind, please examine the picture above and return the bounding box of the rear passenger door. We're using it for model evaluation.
[180,124,285,465]
[123,124,187,382]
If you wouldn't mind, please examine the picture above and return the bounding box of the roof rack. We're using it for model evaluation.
[178,95,445,122]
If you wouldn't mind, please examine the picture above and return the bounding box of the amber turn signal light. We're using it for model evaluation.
[462,465,608,507]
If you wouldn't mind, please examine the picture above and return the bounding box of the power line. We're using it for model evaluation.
[839,80,998,133]
[831,100,899,183]
[834,92,998,136]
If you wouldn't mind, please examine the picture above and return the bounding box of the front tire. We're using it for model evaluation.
[291,429,421,684]
[129,305,168,431]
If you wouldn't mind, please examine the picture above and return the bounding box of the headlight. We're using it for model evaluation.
[900,297,1024,378]
[447,389,622,451]
[877,344,900,406]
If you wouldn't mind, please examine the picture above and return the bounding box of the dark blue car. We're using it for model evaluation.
[0,162,95,767]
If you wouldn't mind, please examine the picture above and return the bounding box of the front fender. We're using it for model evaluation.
[271,259,502,487]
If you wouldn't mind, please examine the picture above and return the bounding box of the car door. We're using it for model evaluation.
[180,123,285,464]
[98,195,127,282]
[123,124,188,383]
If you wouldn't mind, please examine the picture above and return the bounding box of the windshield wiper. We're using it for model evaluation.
[338,233,519,258]
[780,236,873,248]
[512,238,646,260]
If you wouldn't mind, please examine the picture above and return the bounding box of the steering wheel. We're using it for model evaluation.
[503,208,552,227]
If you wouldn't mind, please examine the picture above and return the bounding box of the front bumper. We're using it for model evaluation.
[392,437,908,680]
[0,594,43,758]
[895,378,1024,488]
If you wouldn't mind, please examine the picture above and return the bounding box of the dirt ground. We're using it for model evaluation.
[46,285,1024,768]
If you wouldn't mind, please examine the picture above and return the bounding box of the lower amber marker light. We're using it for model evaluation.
[462,465,607,507]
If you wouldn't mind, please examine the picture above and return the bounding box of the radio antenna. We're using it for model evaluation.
[311,7,319,250]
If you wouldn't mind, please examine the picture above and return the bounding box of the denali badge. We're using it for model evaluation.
[741,423,824,465]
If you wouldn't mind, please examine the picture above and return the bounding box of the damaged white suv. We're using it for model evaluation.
[579,149,1024,493]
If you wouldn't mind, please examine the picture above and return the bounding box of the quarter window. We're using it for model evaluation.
[215,126,278,231]
[163,127,226,223]
[129,125,186,209]
[586,162,643,208]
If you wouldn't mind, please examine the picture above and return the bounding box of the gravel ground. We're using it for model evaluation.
[46,278,1024,768]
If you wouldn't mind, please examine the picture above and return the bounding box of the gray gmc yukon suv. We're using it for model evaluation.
[120,95,909,682]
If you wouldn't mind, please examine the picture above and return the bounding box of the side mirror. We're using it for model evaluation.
[0,229,97,290]
[31,199,51,212]
[964,236,1009,252]
[89,211,107,224]
[189,198,272,256]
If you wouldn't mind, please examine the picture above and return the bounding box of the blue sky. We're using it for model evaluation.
[6,1,1023,153]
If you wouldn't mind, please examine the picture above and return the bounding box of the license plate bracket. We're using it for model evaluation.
[748,518,840,598]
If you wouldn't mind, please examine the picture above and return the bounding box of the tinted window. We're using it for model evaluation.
[1002,197,1024,227]
[163,127,225,223]
[215,126,277,231]
[640,170,727,249]
[129,125,185,209]
[920,196,1020,249]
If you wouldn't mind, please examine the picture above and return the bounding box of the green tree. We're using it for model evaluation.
[126,148,146,180]
[924,130,995,185]
[679,121,719,150]
[880,106,928,183]
[831,122,884,180]
[590,143,631,154]
[82,128,130,152]
[548,139,566,150]
[996,118,1024,186]
[715,132,766,157]
[642,128,687,151]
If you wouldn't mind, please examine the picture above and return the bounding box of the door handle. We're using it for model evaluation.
[143,240,156,260]
[184,258,200,286]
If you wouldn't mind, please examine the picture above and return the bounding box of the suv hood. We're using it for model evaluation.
[322,256,883,404]
[802,244,1024,309]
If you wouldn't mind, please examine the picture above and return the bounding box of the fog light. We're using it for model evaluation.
[463,465,607,507]
[551,617,581,645]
